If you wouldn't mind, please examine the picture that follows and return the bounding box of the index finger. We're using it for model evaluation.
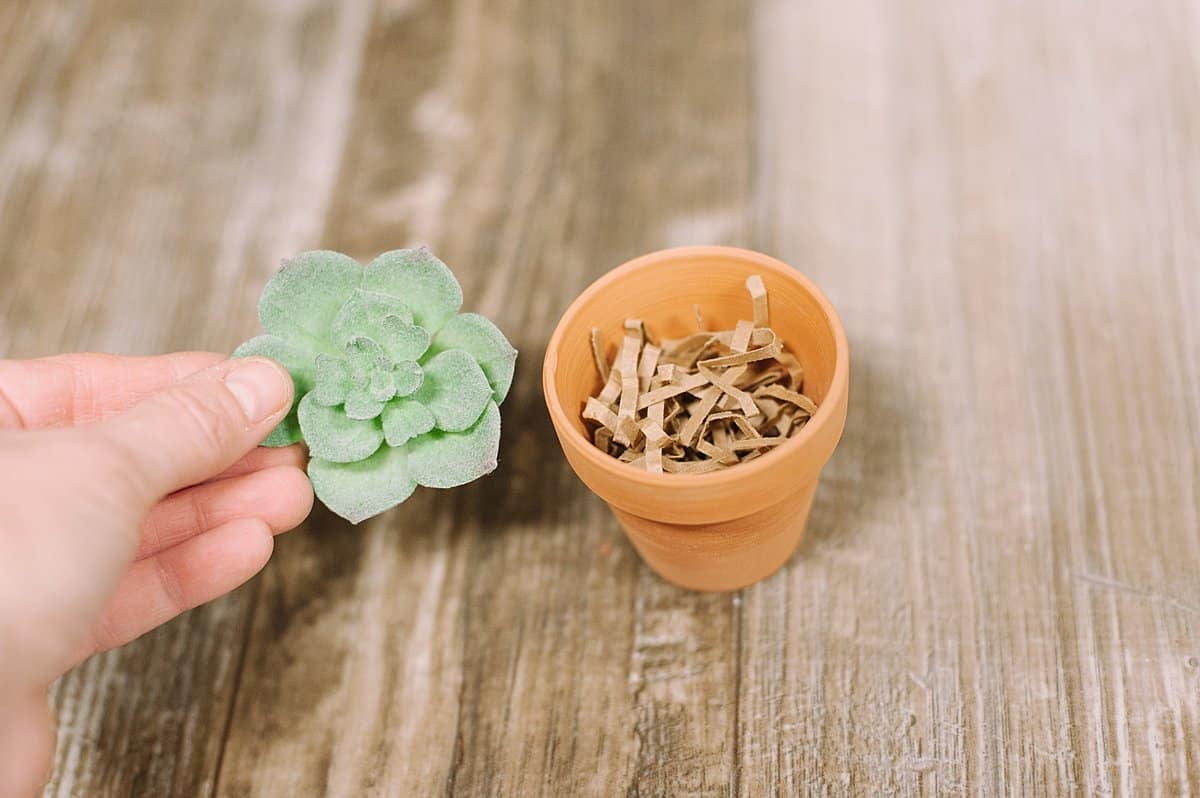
[0,351,225,429]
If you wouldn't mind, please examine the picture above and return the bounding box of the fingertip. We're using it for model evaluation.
[266,465,315,533]
[219,517,275,576]
[223,357,294,425]
[244,517,276,564]
[287,467,316,527]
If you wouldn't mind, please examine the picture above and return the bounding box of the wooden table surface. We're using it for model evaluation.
[2,1,1197,795]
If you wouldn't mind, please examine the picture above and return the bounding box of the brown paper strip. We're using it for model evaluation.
[740,364,787,393]
[590,328,610,383]
[678,384,722,446]
[597,367,622,405]
[584,397,638,446]
[756,384,819,416]
[639,419,671,449]
[617,328,641,374]
[584,397,620,430]
[752,395,782,419]
[696,438,739,465]
[777,351,804,391]
[647,394,665,428]
[698,329,782,368]
[637,343,661,392]
[636,372,709,409]
[662,398,684,426]
[746,275,769,328]
[644,445,663,474]
[697,411,737,449]
[661,333,716,368]
[713,421,731,450]
[663,458,725,474]
[729,414,762,438]
[730,319,754,353]
[700,364,760,419]
[618,373,639,420]
[727,436,788,451]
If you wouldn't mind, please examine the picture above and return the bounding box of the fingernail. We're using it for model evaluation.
[225,359,290,423]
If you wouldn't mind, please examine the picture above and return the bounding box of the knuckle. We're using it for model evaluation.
[139,510,167,559]
[186,485,212,533]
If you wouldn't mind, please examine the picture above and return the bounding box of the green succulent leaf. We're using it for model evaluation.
[377,316,431,363]
[309,446,417,524]
[329,289,431,364]
[342,390,387,421]
[362,248,463,333]
[427,313,518,403]
[345,336,391,374]
[259,251,362,354]
[331,289,414,346]
[232,334,317,447]
[413,349,493,432]
[256,420,302,448]
[236,247,516,523]
[368,369,396,403]
[339,337,403,419]
[259,424,301,448]
[312,354,352,406]
[392,360,423,397]
[297,393,383,462]
[407,400,501,488]
[381,398,436,447]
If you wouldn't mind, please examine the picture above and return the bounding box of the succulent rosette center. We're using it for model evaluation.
[233,248,517,523]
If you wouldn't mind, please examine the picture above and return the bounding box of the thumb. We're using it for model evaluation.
[96,357,293,502]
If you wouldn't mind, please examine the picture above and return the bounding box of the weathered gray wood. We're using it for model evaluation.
[742,0,1200,794]
[0,0,1194,795]
[0,1,373,795]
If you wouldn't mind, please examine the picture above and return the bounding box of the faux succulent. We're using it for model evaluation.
[233,248,516,523]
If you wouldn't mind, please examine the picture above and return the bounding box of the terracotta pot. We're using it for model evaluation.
[542,246,849,591]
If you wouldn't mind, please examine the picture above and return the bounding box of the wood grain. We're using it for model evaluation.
[0,0,1193,795]
[215,2,750,795]
[745,2,1200,793]
[0,0,373,795]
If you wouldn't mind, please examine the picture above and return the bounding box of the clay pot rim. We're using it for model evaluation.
[543,245,849,489]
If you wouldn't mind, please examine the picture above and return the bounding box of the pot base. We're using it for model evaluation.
[609,480,818,592]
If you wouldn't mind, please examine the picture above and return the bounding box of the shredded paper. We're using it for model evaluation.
[582,275,819,473]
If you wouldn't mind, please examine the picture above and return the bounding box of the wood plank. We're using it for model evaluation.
[3,0,1196,793]
[0,1,372,795]
[743,0,1200,793]
[213,1,753,795]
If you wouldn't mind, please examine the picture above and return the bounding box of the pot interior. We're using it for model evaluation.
[548,248,843,444]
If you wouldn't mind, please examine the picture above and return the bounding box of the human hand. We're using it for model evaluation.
[0,352,314,797]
